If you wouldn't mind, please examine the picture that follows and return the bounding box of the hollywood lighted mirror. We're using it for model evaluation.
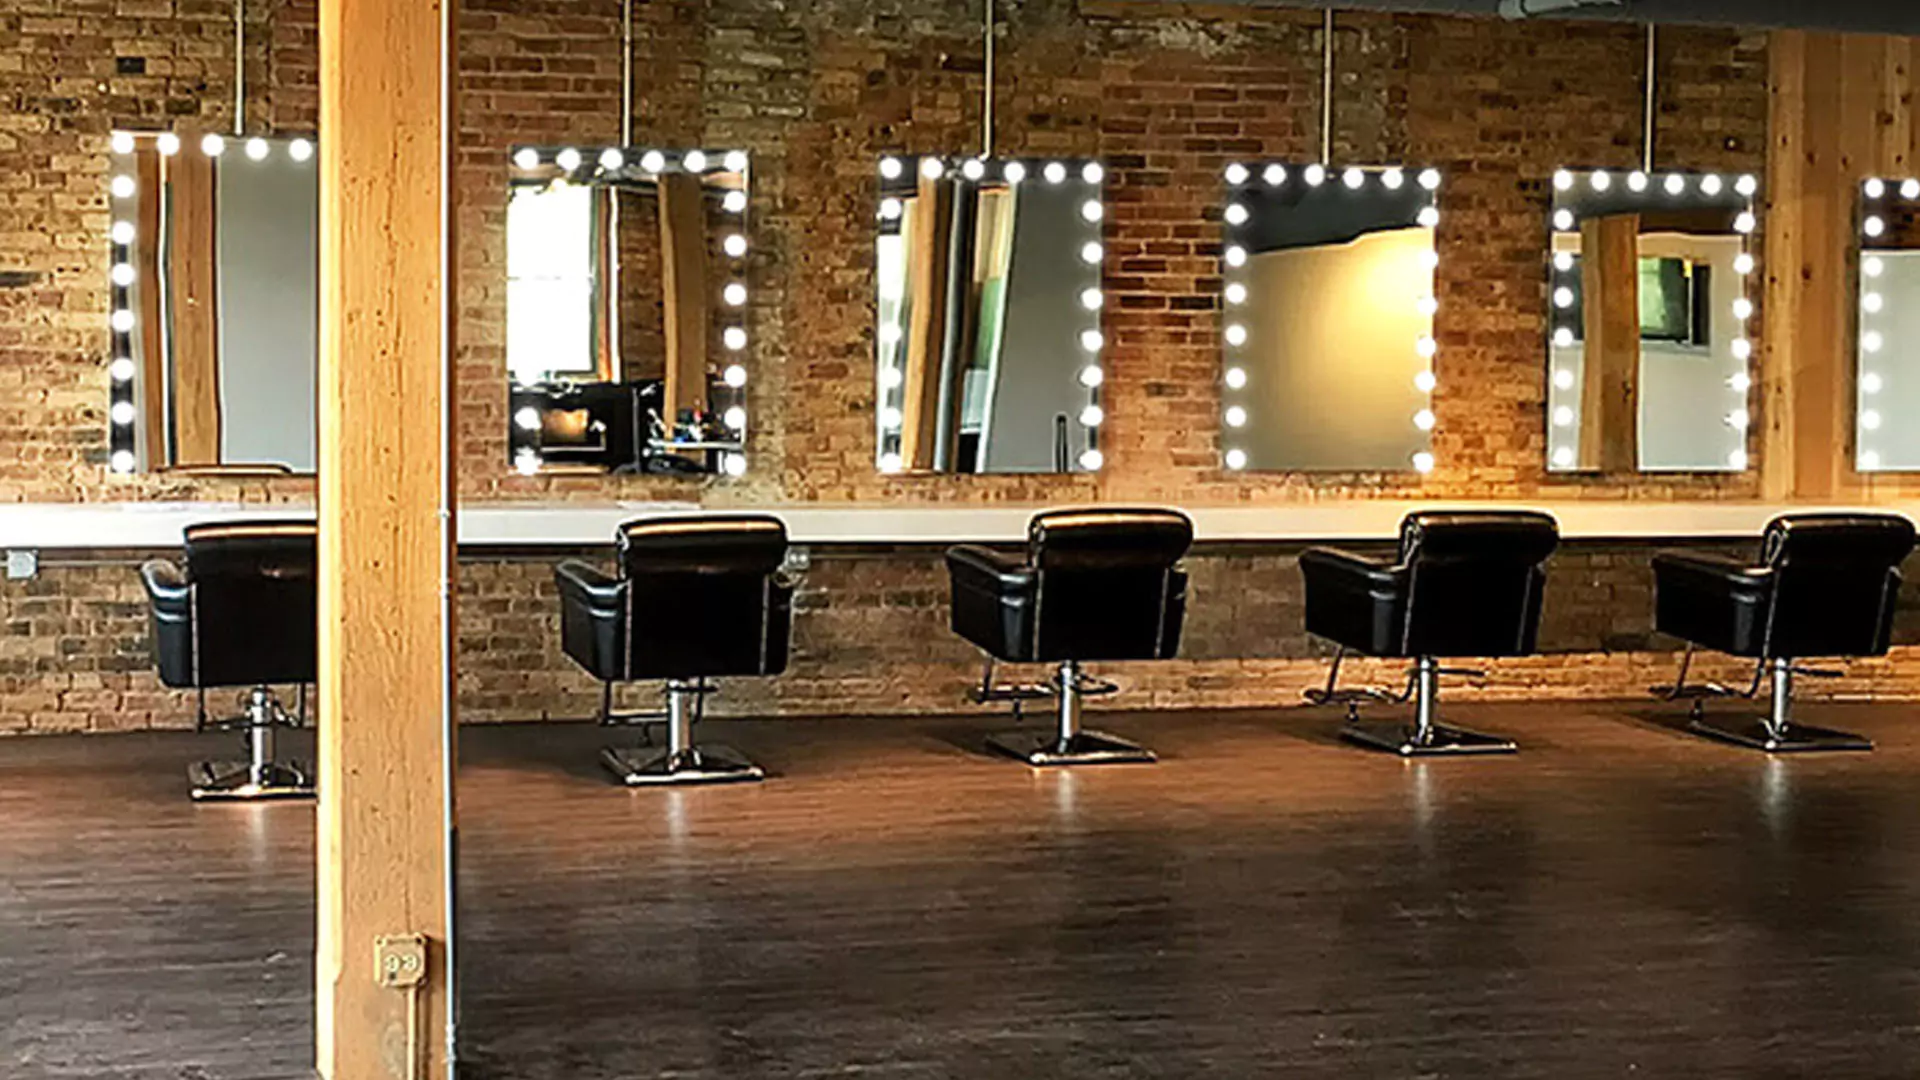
[505,145,752,478]
[1544,168,1759,474]
[1217,163,1441,474]
[105,131,318,475]
[872,155,1106,475]
[1856,179,1920,473]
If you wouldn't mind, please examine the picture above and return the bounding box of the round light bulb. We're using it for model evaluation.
[1553,406,1574,428]
[1078,366,1104,388]
[514,407,540,431]
[1413,409,1436,431]
[1730,372,1753,393]
[1225,282,1247,305]
[1080,404,1105,427]
[879,157,903,180]
[684,151,708,172]
[1044,162,1066,184]
[1865,256,1884,278]
[1731,338,1753,360]
[1867,178,1888,199]
[1553,209,1575,231]
[1735,211,1756,234]
[1002,161,1026,184]
[1082,162,1104,185]
[722,453,747,478]
[1080,287,1103,310]
[1412,451,1435,474]
[1590,170,1611,191]
[1554,286,1575,309]
[110,357,136,382]
[1225,448,1248,470]
[879,366,902,388]
[878,452,903,474]
[1628,171,1649,192]
[1224,204,1249,226]
[1081,200,1103,223]
[1733,298,1753,320]
[1382,168,1405,190]
[1552,446,1576,468]
[1263,164,1287,186]
[1734,253,1755,275]
[1225,367,1248,390]
[1343,167,1365,189]
[245,137,268,161]
[1553,170,1574,191]
[1727,409,1750,430]
[641,150,665,173]
[1864,332,1884,354]
[1304,164,1326,186]
[1078,448,1104,471]
[200,134,225,157]
[723,282,748,307]
[552,147,581,171]
[724,327,748,350]
[1225,405,1247,428]
[1080,241,1103,265]
[723,363,748,387]
[111,220,135,245]
[878,322,902,346]
[1079,329,1104,352]
[1729,449,1750,470]
[1665,174,1685,195]
[962,158,985,180]
[1553,369,1575,390]
[110,131,135,155]
[1417,296,1439,317]
[1554,251,1575,273]
[1903,179,1920,199]
[1415,336,1437,359]
[724,234,748,258]
[1224,324,1247,347]
[111,263,135,286]
[111,401,136,425]
[879,198,902,220]
[110,309,135,332]
[110,450,136,473]
[1863,409,1883,430]
[725,151,749,173]
[156,133,180,156]
[513,147,540,170]
[1553,327,1575,348]
[1418,169,1441,191]
[880,406,903,430]
[1866,216,1886,238]
[1414,371,1436,393]
[289,138,313,163]
[1700,174,1724,196]
[724,406,747,430]
[1224,246,1247,268]
[598,148,625,171]
[1862,450,1883,471]
[1736,175,1758,197]
[723,190,747,214]
[1864,293,1884,314]
[110,175,135,199]
[1224,163,1249,185]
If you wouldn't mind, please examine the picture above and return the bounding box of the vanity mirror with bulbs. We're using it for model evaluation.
[1216,162,1442,474]
[872,155,1107,475]
[505,146,752,478]
[1855,178,1920,473]
[1543,168,1759,474]
[105,131,318,475]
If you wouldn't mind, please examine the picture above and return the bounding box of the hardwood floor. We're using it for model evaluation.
[6,701,1920,1078]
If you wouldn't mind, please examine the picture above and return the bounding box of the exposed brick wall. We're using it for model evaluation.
[9,541,1920,734]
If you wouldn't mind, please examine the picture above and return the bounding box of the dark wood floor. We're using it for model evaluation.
[7,701,1920,1078]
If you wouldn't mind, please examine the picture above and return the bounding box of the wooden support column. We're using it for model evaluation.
[900,178,955,471]
[168,150,222,465]
[1578,214,1641,474]
[658,173,708,420]
[316,0,456,1076]
[1763,31,1920,499]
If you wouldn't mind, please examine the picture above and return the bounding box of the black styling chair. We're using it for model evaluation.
[555,514,794,786]
[1652,512,1916,752]
[139,520,318,801]
[1300,510,1560,756]
[946,508,1191,766]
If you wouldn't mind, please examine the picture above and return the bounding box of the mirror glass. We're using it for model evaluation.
[1217,163,1440,474]
[1856,180,1920,472]
[106,132,318,475]
[504,146,751,478]
[872,155,1106,475]
[1544,169,1759,474]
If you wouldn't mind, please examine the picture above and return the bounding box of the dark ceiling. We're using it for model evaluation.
[1220,0,1920,35]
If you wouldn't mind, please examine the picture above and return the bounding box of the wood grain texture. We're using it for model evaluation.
[1763,31,1920,499]
[1578,214,1640,473]
[316,0,457,1074]
[168,149,221,466]
[658,173,708,418]
[11,708,1920,1078]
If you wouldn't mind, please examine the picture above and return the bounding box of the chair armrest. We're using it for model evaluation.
[1299,546,1409,656]
[139,559,195,688]
[554,560,625,680]
[946,545,1037,660]
[140,559,190,611]
[1652,551,1768,595]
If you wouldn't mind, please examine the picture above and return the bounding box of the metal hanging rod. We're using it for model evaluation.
[1321,9,1335,166]
[233,0,245,135]
[622,0,635,146]
[983,0,996,159]
[1642,23,1657,174]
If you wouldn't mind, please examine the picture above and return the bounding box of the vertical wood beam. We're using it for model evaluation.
[900,179,954,471]
[658,172,709,421]
[316,0,456,1075]
[1578,214,1640,474]
[168,150,222,465]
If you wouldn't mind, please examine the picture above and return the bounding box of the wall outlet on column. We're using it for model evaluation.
[6,550,37,580]
[374,933,428,988]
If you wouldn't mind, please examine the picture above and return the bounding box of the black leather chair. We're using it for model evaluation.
[1652,512,1915,752]
[139,520,318,800]
[1299,510,1560,756]
[946,508,1191,766]
[555,514,793,785]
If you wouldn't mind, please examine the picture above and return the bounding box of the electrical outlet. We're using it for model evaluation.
[374,934,429,989]
[5,550,36,580]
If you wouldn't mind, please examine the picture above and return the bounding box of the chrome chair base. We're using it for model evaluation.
[986,729,1156,767]
[1341,720,1517,758]
[600,745,765,787]
[1689,717,1873,754]
[189,760,316,802]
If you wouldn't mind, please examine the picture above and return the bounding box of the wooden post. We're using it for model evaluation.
[658,173,708,422]
[316,0,457,1076]
[900,177,954,471]
[168,149,222,465]
[1578,214,1641,473]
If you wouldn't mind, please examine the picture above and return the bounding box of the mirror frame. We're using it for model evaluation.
[871,154,1108,476]
[1216,162,1442,475]
[502,144,754,479]
[1854,177,1920,473]
[105,130,319,476]
[1543,167,1761,475]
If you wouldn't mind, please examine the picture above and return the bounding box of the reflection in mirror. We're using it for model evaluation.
[872,155,1106,475]
[1218,163,1440,474]
[1544,169,1758,474]
[1856,180,1920,472]
[504,146,751,478]
[106,132,318,475]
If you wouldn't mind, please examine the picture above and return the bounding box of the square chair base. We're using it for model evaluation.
[601,745,765,787]
[1341,720,1518,758]
[986,729,1156,767]
[189,760,316,802]
[1689,716,1873,754]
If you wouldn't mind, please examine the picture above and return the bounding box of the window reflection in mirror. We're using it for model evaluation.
[505,147,751,478]
[872,155,1106,475]
[1856,180,1920,473]
[106,132,318,475]
[1544,169,1758,474]
[1218,163,1440,474]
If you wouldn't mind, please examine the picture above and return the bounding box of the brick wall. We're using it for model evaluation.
[9,541,1920,734]
[1,2,1910,734]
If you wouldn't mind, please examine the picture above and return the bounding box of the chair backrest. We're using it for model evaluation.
[614,514,791,678]
[1760,512,1915,658]
[1028,508,1192,661]
[1396,510,1559,657]
[182,520,318,687]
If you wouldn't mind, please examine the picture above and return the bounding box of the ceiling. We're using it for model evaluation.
[1216,0,1920,35]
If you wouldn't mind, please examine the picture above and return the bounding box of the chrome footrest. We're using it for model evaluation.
[1341,720,1517,757]
[972,683,1054,704]
[189,760,315,802]
[1652,682,1746,701]
[986,729,1155,767]
[600,745,765,786]
[1689,717,1872,754]
[1303,686,1400,707]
